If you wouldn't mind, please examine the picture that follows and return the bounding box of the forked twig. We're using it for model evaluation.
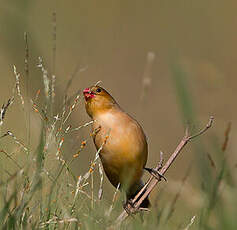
[113,116,214,227]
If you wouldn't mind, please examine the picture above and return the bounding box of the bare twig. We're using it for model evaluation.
[131,151,165,207]
[187,116,213,140]
[113,116,214,226]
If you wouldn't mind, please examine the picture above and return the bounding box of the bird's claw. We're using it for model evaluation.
[123,199,150,214]
[144,167,167,181]
[123,199,137,215]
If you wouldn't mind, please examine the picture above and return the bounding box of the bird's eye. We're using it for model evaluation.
[96,88,102,93]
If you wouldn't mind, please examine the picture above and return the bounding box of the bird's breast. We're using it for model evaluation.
[93,111,147,159]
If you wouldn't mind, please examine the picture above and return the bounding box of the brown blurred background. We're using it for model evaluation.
[0,0,236,214]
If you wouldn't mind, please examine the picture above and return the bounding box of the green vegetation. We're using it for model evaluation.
[0,59,235,230]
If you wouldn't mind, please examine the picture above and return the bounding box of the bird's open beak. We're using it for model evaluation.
[83,88,95,100]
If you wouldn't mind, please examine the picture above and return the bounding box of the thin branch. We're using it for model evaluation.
[113,116,214,227]
[187,116,214,140]
[132,151,165,207]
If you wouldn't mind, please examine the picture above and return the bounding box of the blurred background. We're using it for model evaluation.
[0,0,236,228]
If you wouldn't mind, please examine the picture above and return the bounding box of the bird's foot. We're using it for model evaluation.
[138,207,151,212]
[123,199,137,215]
[123,199,151,214]
[144,167,167,181]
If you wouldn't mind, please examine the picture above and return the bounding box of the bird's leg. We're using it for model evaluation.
[144,167,167,181]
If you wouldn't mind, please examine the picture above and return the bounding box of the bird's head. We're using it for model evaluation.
[83,86,117,118]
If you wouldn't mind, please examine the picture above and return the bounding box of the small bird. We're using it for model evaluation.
[83,85,150,208]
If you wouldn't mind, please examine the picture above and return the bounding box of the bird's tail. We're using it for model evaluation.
[127,181,151,208]
[139,195,150,208]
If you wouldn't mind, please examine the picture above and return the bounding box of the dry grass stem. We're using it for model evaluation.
[39,217,78,228]
[106,183,120,217]
[62,95,80,125]
[65,120,93,134]
[98,163,104,200]
[222,122,231,152]
[51,11,56,77]
[0,98,14,127]
[13,65,25,106]
[184,215,196,230]
[207,153,216,170]
[37,57,50,100]
[0,131,29,153]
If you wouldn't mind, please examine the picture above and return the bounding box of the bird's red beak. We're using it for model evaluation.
[83,88,95,100]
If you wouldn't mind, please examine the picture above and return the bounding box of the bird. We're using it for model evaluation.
[83,85,150,208]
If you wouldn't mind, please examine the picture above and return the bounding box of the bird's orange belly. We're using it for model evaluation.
[95,129,146,194]
[102,152,143,183]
